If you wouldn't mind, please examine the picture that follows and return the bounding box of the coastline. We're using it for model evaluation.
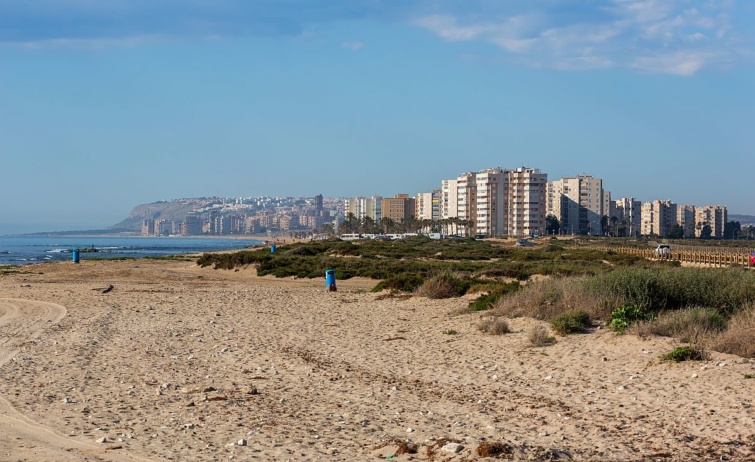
[0,258,753,461]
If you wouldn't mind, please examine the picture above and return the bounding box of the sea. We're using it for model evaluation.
[0,235,263,266]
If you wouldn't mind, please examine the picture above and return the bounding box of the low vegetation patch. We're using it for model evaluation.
[551,310,591,335]
[0,265,31,275]
[144,254,195,261]
[633,308,726,342]
[466,281,520,312]
[662,345,708,362]
[528,325,556,347]
[443,329,458,335]
[609,305,652,334]
[707,305,755,358]
[371,274,424,293]
[477,317,511,335]
[476,442,513,457]
[415,273,470,299]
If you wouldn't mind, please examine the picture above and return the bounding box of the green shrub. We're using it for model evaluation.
[467,281,520,312]
[371,274,425,293]
[609,305,651,334]
[662,345,707,362]
[443,329,458,335]
[551,310,591,335]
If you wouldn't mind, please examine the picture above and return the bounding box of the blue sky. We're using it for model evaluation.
[1,0,754,233]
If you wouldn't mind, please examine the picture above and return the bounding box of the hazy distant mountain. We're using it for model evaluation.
[730,214,755,225]
[108,199,217,232]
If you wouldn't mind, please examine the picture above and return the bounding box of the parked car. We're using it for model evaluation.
[654,244,672,258]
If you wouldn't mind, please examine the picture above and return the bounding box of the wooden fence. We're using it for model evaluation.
[590,245,755,268]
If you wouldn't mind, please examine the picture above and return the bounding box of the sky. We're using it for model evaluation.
[1,0,754,234]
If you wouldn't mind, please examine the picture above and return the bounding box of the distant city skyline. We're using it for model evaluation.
[2,1,754,234]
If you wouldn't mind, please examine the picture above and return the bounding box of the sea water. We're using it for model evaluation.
[0,236,263,265]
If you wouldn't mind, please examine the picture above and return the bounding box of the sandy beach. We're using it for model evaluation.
[1,259,753,461]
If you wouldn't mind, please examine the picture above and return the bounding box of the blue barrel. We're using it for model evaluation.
[270,244,276,254]
[72,249,80,263]
[325,269,337,292]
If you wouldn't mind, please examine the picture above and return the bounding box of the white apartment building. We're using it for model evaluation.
[456,172,477,234]
[416,189,441,221]
[695,205,727,238]
[475,169,505,237]
[677,205,696,238]
[613,198,642,237]
[442,167,547,238]
[345,196,382,222]
[441,179,458,221]
[506,167,547,237]
[641,200,677,237]
[547,174,609,235]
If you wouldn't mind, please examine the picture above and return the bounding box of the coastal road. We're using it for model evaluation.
[0,298,154,462]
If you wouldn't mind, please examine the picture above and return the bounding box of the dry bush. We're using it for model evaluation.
[476,441,513,457]
[528,325,556,347]
[395,441,418,454]
[477,316,510,335]
[415,273,466,299]
[708,304,755,358]
[632,307,726,342]
[493,277,604,320]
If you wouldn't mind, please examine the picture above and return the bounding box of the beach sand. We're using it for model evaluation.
[1,259,753,461]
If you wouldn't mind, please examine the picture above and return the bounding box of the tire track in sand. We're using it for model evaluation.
[0,298,156,462]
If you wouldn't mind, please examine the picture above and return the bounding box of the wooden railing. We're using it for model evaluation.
[588,245,755,268]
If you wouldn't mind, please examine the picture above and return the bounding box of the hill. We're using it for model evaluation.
[108,199,220,232]
[730,214,755,226]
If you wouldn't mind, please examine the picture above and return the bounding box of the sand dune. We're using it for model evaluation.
[0,259,753,461]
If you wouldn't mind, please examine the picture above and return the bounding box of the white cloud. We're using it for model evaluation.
[341,41,364,51]
[632,51,712,75]
[413,0,744,75]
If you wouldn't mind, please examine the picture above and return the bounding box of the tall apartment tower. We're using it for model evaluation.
[613,198,642,237]
[382,194,416,223]
[416,189,441,221]
[505,167,547,237]
[184,213,203,236]
[695,205,727,238]
[142,219,155,236]
[441,179,458,220]
[456,172,477,235]
[314,194,323,212]
[475,168,506,237]
[677,205,696,238]
[345,196,382,222]
[547,174,608,235]
[641,200,677,237]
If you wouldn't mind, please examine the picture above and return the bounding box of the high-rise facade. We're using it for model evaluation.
[677,205,696,238]
[613,198,642,237]
[475,169,506,237]
[547,174,609,235]
[505,167,547,237]
[345,196,382,222]
[441,179,458,220]
[416,189,441,221]
[382,194,416,223]
[695,205,727,238]
[641,200,677,237]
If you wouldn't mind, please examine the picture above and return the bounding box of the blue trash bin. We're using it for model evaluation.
[72,249,80,263]
[325,269,337,292]
[271,244,276,254]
